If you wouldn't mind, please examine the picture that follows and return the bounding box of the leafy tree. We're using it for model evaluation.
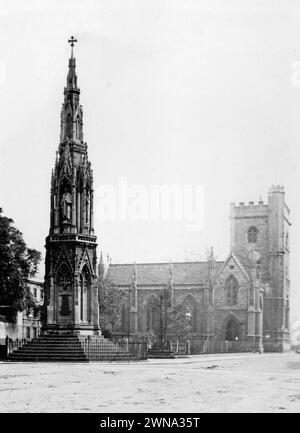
[0,208,41,320]
[97,275,126,338]
[149,286,191,349]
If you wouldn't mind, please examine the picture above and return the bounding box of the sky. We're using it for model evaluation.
[0,0,299,319]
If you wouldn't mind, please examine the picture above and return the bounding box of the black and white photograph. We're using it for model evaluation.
[0,0,299,418]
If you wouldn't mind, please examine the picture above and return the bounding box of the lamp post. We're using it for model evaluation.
[185,309,192,354]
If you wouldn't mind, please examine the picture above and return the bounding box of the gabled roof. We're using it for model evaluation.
[106,261,224,287]
[215,252,250,281]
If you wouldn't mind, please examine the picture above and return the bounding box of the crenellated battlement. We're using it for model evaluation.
[231,185,286,213]
[269,184,285,194]
[230,201,268,217]
[232,200,267,207]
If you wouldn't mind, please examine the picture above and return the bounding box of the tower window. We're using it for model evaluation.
[248,226,258,243]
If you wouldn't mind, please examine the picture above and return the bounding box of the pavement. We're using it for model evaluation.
[1,352,300,412]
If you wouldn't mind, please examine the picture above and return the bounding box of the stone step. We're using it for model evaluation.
[9,357,88,362]
[9,353,87,359]
[10,347,84,353]
[7,334,135,362]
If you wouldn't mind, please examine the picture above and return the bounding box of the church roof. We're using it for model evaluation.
[106,261,224,287]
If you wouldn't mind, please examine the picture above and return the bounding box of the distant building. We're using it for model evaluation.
[0,279,43,343]
[107,185,291,353]
[23,279,44,340]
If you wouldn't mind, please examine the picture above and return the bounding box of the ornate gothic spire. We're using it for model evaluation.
[49,37,95,236]
[60,36,83,144]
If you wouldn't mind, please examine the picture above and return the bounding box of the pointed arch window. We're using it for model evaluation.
[183,296,197,331]
[225,275,239,306]
[56,264,72,291]
[146,297,159,333]
[248,226,258,243]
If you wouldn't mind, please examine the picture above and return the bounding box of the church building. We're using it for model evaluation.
[107,186,291,353]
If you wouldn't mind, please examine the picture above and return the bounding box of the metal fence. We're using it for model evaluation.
[79,336,148,361]
[168,338,256,355]
[0,336,30,359]
[201,339,255,354]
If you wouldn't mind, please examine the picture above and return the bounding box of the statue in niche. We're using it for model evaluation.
[61,187,72,222]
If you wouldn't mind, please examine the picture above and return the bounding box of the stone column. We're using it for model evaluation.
[54,194,59,233]
[82,189,87,234]
[90,189,94,234]
[247,304,256,351]
[74,275,80,325]
[255,287,263,352]
[130,284,138,334]
[73,117,76,139]
[47,276,55,325]
[71,168,77,233]
[90,279,100,334]
[77,191,81,232]
[50,191,54,229]
[90,172,94,234]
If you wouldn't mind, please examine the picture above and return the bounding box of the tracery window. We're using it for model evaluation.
[146,297,159,333]
[183,296,197,331]
[248,226,258,243]
[225,275,239,306]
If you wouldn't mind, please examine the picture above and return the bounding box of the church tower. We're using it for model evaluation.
[43,37,99,335]
[230,186,291,351]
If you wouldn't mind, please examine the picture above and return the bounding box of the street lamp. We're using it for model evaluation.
[185,309,192,354]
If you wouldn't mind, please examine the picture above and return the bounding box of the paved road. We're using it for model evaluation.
[1,352,300,412]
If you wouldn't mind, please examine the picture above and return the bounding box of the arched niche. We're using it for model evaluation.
[79,265,91,322]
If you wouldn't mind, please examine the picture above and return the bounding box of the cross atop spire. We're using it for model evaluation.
[68,36,77,58]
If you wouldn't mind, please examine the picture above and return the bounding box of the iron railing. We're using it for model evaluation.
[0,336,31,359]
[80,336,148,361]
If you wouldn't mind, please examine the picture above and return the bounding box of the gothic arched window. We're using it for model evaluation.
[56,264,72,292]
[146,296,159,333]
[66,113,72,138]
[248,226,258,243]
[225,275,239,306]
[183,295,197,331]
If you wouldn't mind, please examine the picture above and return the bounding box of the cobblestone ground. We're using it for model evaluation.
[1,353,300,412]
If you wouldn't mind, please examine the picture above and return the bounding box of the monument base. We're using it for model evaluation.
[42,323,100,336]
